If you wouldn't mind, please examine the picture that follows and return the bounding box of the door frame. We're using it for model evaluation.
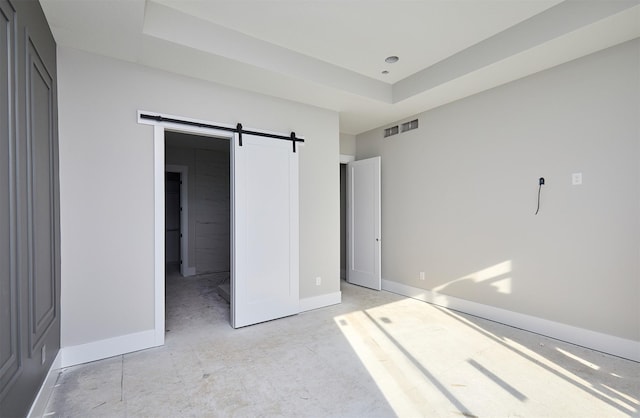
[339,155,355,280]
[140,111,236,346]
[164,165,192,277]
[139,111,301,342]
[340,155,355,164]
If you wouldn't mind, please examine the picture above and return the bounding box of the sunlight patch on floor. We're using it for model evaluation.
[442,308,639,415]
[601,383,640,406]
[556,347,600,370]
[335,297,638,418]
[334,310,434,417]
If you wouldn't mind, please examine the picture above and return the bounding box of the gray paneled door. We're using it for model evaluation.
[0,0,60,416]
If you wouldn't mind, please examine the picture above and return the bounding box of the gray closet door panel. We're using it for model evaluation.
[27,39,56,350]
[1,0,59,416]
[0,0,19,398]
[0,0,12,126]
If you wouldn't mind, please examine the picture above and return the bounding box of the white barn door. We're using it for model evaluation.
[347,157,381,290]
[231,133,299,328]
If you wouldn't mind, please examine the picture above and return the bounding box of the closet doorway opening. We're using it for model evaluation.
[144,111,301,340]
[340,155,355,283]
[164,130,232,333]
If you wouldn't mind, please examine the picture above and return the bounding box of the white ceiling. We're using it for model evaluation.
[40,0,640,135]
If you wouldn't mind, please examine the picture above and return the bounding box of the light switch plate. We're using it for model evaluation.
[572,173,582,185]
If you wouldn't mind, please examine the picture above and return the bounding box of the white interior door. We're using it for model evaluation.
[231,133,299,328]
[347,157,381,290]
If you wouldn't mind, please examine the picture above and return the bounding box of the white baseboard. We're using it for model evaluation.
[27,351,62,418]
[60,329,159,368]
[59,291,342,369]
[299,291,342,312]
[29,331,161,415]
[382,279,640,362]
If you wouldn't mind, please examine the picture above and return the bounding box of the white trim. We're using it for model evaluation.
[143,113,240,347]
[137,110,306,142]
[291,140,301,319]
[382,279,640,362]
[230,133,237,327]
[138,110,236,135]
[299,291,342,312]
[27,351,62,418]
[340,154,355,164]
[59,330,157,368]
[165,164,192,277]
[141,111,308,334]
[153,125,165,346]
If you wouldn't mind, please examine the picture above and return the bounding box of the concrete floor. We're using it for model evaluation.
[44,273,639,417]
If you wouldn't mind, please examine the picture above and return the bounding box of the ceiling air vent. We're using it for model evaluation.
[401,119,419,133]
[384,125,399,138]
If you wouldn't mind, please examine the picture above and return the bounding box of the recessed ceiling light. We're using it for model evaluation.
[381,70,389,75]
[385,56,399,64]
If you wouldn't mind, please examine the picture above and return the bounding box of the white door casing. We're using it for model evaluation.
[231,132,299,328]
[347,157,381,290]
[142,111,300,343]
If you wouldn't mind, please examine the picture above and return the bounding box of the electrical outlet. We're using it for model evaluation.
[315,276,322,286]
[419,272,425,280]
[41,345,46,365]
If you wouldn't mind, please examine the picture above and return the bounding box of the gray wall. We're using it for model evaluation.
[356,40,640,342]
[57,46,339,348]
[166,138,231,274]
[340,133,356,156]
